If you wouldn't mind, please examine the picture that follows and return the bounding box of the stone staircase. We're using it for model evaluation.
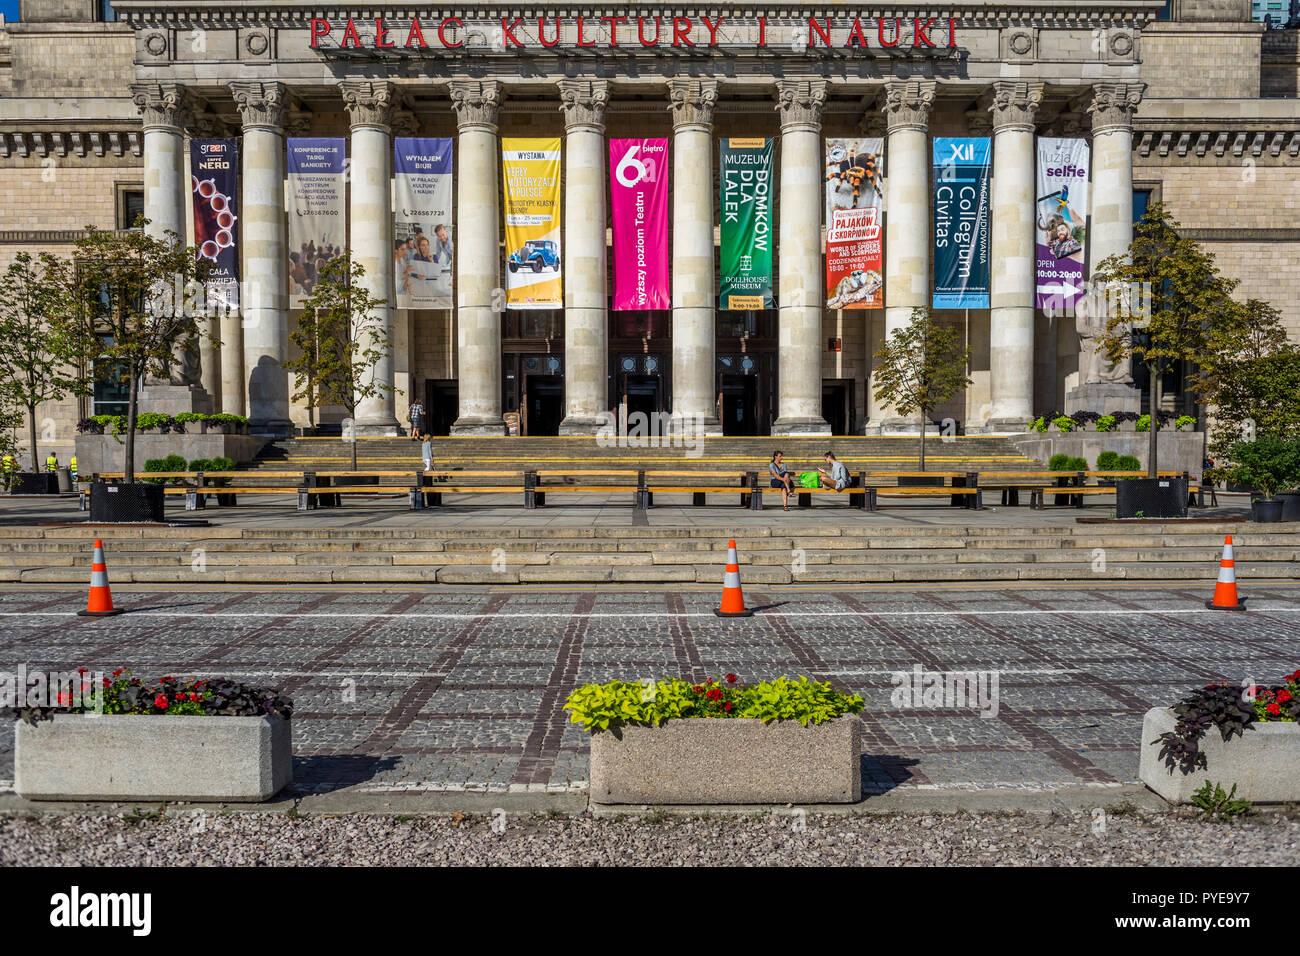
[249,435,1043,473]
[3,522,1296,585]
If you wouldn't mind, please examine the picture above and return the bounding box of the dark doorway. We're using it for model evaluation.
[523,374,564,436]
[622,374,663,433]
[822,380,854,435]
[720,374,759,436]
[423,380,459,436]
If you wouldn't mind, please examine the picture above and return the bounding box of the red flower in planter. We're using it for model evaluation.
[1266,702,1281,716]
[725,674,737,684]
[723,702,733,713]
[189,693,200,702]
[112,669,123,678]
[706,688,723,702]
[154,694,169,709]
[102,678,110,688]
[692,686,704,694]
[160,676,174,683]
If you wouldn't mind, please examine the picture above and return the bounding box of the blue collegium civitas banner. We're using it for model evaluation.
[932,137,991,310]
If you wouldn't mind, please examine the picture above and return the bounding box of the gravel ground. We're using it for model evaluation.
[2,807,1297,866]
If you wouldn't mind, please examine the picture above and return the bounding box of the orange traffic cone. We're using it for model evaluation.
[1206,534,1246,611]
[78,539,123,617]
[714,539,754,617]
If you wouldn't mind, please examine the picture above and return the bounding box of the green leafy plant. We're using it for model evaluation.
[563,675,864,735]
[1048,453,1070,471]
[1218,436,1300,500]
[869,308,971,471]
[1116,454,1141,473]
[1096,451,1120,471]
[1175,415,1196,432]
[1029,416,1048,433]
[1190,781,1250,821]
[1135,414,1151,433]
[1095,414,1117,433]
[1067,456,1087,471]
[1051,415,1075,433]
[1155,671,1300,776]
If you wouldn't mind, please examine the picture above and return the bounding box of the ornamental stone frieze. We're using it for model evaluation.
[774,79,827,133]
[229,81,288,131]
[1134,128,1300,159]
[1087,82,1145,135]
[448,79,501,130]
[130,82,192,132]
[0,130,142,159]
[987,80,1043,132]
[340,79,396,130]
[667,78,717,131]
[881,79,936,132]
[558,79,610,131]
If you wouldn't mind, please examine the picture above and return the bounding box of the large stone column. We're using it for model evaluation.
[772,79,830,436]
[871,80,936,433]
[558,79,609,435]
[449,80,507,435]
[341,80,399,435]
[230,81,292,436]
[667,79,722,436]
[1066,81,1145,413]
[131,83,189,242]
[987,81,1043,432]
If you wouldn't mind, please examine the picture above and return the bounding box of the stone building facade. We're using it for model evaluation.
[1,0,1297,456]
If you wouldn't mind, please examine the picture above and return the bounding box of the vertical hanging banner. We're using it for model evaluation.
[502,137,563,310]
[824,137,884,309]
[1035,137,1090,310]
[609,138,669,311]
[286,138,347,306]
[719,138,774,310]
[394,137,454,311]
[189,139,240,310]
[932,137,991,309]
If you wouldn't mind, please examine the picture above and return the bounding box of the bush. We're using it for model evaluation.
[187,458,212,472]
[1096,451,1120,471]
[563,675,864,734]
[1029,416,1048,433]
[1135,414,1151,432]
[1096,414,1117,433]
[1116,454,1141,473]
[135,413,171,433]
[1051,415,1075,433]
[1220,436,1300,499]
[1067,456,1087,471]
[1175,415,1197,431]
[76,418,104,435]
[1048,453,1071,471]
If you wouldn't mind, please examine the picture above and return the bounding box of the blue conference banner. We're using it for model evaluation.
[932,137,991,309]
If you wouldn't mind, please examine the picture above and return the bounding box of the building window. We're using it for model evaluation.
[91,338,130,416]
[1134,189,1152,225]
[116,185,144,230]
[99,0,118,22]
[1157,0,1173,20]
[1251,0,1295,25]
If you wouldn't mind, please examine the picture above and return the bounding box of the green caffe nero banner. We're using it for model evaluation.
[719,138,774,310]
[932,137,991,309]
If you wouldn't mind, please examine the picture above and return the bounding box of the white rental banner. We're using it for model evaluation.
[286,138,347,307]
[394,137,454,310]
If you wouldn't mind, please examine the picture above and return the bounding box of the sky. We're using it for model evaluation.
[0,0,19,22]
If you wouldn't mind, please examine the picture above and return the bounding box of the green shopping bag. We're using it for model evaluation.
[798,471,820,489]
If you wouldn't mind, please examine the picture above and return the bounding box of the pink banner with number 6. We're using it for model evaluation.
[609,138,669,311]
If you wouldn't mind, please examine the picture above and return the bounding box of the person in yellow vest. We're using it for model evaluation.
[1,453,13,490]
[69,454,77,482]
[45,452,58,473]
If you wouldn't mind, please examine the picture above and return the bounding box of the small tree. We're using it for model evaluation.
[871,307,972,471]
[1094,202,1238,477]
[61,222,212,484]
[0,252,86,471]
[282,253,391,471]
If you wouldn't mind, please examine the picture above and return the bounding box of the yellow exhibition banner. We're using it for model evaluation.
[502,137,563,310]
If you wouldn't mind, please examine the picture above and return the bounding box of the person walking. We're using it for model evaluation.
[408,399,425,439]
[769,450,795,512]
[420,434,433,474]
[1,452,13,491]
[69,454,78,482]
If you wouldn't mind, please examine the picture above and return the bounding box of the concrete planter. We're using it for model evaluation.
[1138,706,1300,804]
[15,714,292,802]
[588,715,861,805]
[75,433,266,474]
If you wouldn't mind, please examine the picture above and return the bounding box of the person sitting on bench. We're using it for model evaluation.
[818,451,849,492]
[769,450,795,512]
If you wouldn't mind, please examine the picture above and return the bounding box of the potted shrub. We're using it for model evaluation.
[1174,415,1197,432]
[1138,670,1300,803]
[174,411,205,434]
[1095,414,1117,434]
[1222,437,1300,523]
[567,675,864,805]
[206,455,236,505]
[6,669,293,801]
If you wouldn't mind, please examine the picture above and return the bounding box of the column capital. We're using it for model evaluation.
[449,79,501,131]
[131,82,192,133]
[987,80,1044,133]
[340,79,396,132]
[1087,82,1145,135]
[774,78,827,134]
[881,79,936,133]
[667,78,718,131]
[558,79,609,132]
[229,81,288,132]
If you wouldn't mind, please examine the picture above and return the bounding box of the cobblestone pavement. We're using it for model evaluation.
[1,583,1297,797]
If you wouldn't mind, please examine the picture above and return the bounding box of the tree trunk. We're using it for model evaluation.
[1147,362,1161,479]
[124,356,138,484]
[26,403,37,474]
[351,429,358,472]
[919,419,927,471]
